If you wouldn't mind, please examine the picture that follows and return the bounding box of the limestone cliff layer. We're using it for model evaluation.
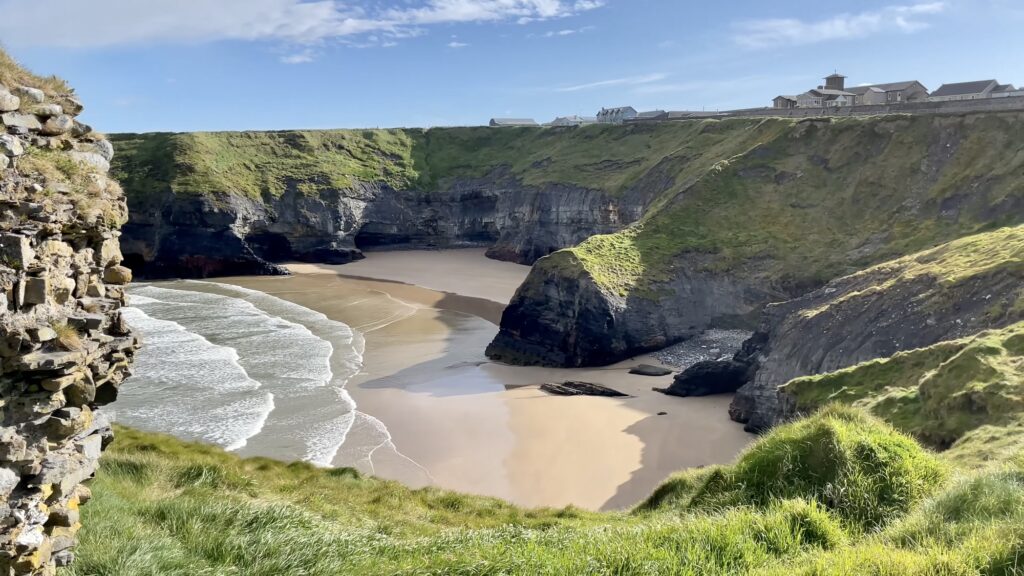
[1,60,138,575]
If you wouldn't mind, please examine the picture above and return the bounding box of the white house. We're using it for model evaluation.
[596,106,637,124]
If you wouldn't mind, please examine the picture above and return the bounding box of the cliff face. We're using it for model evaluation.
[728,224,1024,432]
[111,126,677,278]
[489,113,1024,366]
[0,54,138,575]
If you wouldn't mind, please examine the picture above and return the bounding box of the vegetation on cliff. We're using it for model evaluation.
[66,407,1023,575]
[563,113,1024,298]
[784,321,1024,468]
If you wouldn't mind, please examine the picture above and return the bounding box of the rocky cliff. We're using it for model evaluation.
[111,125,674,278]
[727,224,1024,432]
[0,52,138,574]
[489,113,1024,366]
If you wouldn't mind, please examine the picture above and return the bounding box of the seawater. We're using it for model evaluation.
[114,280,377,466]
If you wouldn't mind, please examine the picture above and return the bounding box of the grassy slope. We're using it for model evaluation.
[783,321,1024,467]
[565,113,1024,297]
[65,408,1024,576]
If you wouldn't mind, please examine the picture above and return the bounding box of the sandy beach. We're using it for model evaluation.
[216,249,753,510]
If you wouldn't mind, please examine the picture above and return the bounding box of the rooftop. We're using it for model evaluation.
[930,79,998,97]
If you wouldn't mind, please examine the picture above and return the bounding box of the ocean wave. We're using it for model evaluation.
[120,281,376,467]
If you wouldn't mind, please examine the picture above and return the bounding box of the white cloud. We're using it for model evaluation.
[448,41,469,48]
[280,50,315,64]
[542,25,593,37]
[0,0,606,50]
[733,2,947,49]
[555,73,669,92]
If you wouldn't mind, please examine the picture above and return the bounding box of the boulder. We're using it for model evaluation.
[0,155,8,170]
[62,96,84,115]
[12,85,45,104]
[27,326,57,343]
[1,112,42,131]
[67,151,110,173]
[41,114,74,136]
[31,103,62,118]
[23,276,48,304]
[0,134,25,157]
[102,265,132,285]
[0,88,19,112]
[70,121,92,138]
[628,364,673,377]
[655,360,751,397]
[88,139,114,162]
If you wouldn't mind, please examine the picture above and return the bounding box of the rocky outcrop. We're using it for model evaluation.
[0,74,138,574]
[728,225,1024,432]
[486,250,778,367]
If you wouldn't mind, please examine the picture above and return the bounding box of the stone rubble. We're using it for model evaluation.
[0,77,138,575]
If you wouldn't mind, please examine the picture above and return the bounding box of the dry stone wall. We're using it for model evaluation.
[0,80,138,575]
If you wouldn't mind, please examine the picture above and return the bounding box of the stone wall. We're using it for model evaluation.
[0,81,138,574]
[631,94,1024,122]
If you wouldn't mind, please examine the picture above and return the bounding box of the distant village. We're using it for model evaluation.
[489,73,1024,127]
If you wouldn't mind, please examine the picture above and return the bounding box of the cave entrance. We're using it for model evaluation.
[246,232,293,262]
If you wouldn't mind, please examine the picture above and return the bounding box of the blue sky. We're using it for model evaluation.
[0,0,1020,132]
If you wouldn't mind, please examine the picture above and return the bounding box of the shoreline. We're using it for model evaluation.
[178,249,754,510]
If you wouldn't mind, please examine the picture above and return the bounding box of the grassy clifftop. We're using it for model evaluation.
[68,408,1023,575]
[563,113,1024,298]
[110,120,779,202]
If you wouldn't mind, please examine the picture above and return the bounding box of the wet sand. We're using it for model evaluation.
[223,249,753,510]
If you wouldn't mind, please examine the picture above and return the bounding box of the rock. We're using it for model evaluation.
[16,350,84,372]
[0,155,8,170]
[40,114,74,136]
[41,374,80,392]
[0,87,19,112]
[628,364,673,377]
[12,86,45,104]
[87,139,114,162]
[0,467,19,499]
[67,151,109,173]
[1,112,42,131]
[0,233,34,267]
[0,134,25,157]
[540,381,629,397]
[31,103,63,118]
[27,326,57,343]
[655,360,751,398]
[70,122,92,139]
[23,276,48,304]
[102,265,131,285]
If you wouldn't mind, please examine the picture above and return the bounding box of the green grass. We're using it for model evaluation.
[63,407,1024,575]
[783,321,1024,467]
[0,46,70,96]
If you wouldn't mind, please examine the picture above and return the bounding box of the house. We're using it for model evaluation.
[928,80,999,101]
[796,88,856,108]
[773,95,797,109]
[489,118,539,127]
[847,81,929,105]
[596,106,638,124]
[793,74,856,108]
[550,115,597,127]
[991,84,1023,98]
